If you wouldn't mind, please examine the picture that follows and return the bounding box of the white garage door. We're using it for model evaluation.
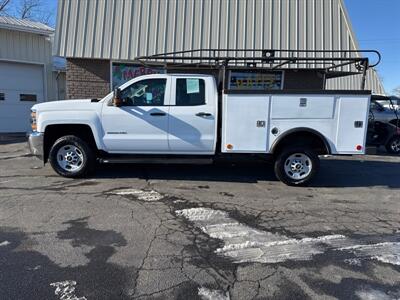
[0,61,44,133]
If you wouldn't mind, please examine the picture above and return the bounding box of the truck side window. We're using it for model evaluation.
[176,78,205,106]
[120,79,166,106]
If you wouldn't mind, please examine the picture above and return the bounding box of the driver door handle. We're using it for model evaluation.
[196,112,212,117]
[150,112,167,116]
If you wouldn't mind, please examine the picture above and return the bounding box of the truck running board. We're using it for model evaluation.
[98,157,213,165]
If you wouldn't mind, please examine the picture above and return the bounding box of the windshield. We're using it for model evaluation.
[376,100,392,107]
[370,100,384,110]
[373,98,400,110]
[390,98,400,105]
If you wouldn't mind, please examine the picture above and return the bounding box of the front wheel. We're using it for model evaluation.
[49,135,95,178]
[274,147,320,186]
[385,136,400,154]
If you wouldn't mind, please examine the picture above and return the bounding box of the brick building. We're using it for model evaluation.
[66,59,110,99]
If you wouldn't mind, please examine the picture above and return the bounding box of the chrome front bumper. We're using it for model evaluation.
[28,132,44,161]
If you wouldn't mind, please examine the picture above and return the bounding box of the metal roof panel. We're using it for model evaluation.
[0,16,54,35]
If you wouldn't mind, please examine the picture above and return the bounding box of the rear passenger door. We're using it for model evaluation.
[168,77,216,154]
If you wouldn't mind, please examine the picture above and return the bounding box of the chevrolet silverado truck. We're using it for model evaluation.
[28,49,379,186]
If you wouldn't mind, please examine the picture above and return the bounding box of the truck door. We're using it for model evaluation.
[168,77,217,154]
[101,76,170,153]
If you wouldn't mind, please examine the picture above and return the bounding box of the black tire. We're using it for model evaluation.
[385,136,400,154]
[274,147,320,186]
[49,135,95,178]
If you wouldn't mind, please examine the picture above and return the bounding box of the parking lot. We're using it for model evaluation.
[0,140,399,300]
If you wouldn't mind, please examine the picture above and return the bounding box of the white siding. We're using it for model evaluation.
[54,0,384,94]
[0,28,56,101]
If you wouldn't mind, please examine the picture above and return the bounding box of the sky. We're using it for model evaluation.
[42,0,57,27]
[344,0,400,94]
[3,0,57,26]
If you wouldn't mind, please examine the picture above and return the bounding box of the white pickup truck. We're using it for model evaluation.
[28,50,376,186]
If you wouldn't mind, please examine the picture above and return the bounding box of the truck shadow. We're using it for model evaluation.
[96,162,277,183]
[95,158,400,188]
[314,158,400,188]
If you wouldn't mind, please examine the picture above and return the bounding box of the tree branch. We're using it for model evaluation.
[0,0,12,14]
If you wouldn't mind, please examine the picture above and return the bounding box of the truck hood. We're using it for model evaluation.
[32,99,102,112]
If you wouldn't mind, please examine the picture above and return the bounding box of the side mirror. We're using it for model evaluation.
[113,88,122,107]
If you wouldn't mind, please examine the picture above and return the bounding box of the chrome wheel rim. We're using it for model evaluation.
[284,153,312,180]
[56,145,84,172]
[391,139,400,153]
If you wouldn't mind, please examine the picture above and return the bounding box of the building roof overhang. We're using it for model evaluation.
[0,16,54,36]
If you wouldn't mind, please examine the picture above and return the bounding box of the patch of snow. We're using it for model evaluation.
[344,258,362,267]
[111,189,163,202]
[176,207,346,264]
[198,287,230,300]
[339,242,400,266]
[0,240,10,247]
[177,207,400,266]
[50,280,87,300]
[173,199,186,203]
[0,180,13,184]
[355,287,398,300]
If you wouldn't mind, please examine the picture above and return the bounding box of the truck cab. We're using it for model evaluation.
[102,74,218,155]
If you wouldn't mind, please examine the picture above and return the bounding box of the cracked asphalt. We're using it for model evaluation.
[0,140,400,300]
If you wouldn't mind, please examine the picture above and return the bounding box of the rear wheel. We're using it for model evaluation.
[49,135,95,178]
[274,147,320,186]
[385,136,400,154]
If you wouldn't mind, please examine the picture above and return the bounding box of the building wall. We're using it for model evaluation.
[52,71,67,100]
[326,68,383,93]
[66,58,110,99]
[54,0,385,94]
[0,28,56,101]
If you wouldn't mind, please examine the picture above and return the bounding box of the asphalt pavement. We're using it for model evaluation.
[0,141,399,300]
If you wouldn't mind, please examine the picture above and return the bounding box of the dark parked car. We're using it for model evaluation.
[367,120,400,154]
[370,95,400,127]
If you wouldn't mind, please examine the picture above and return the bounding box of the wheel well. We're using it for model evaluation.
[272,130,330,156]
[43,124,98,162]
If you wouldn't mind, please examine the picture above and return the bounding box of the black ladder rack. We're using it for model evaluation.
[135,49,381,91]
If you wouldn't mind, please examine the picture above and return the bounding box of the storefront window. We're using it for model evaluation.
[112,63,165,90]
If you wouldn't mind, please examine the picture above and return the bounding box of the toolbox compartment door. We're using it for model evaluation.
[222,94,270,153]
[336,96,370,153]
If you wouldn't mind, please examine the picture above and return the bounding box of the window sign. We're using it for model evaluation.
[112,63,165,90]
[186,79,200,94]
[176,79,205,106]
[228,70,283,90]
[145,92,153,102]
